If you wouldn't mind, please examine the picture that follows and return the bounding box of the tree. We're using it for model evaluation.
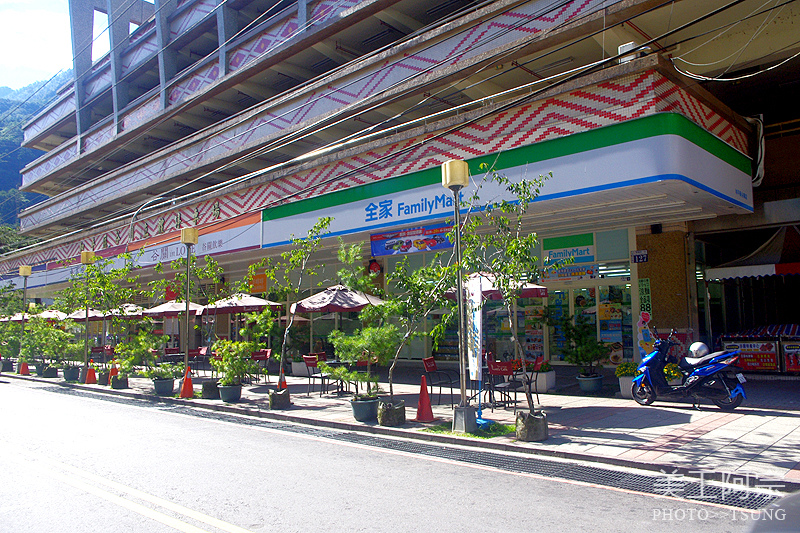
[263,217,332,387]
[457,162,551,412]
[54,253,144,371]
[382,254,455,403]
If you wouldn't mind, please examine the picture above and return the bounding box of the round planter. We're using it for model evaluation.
[97,372,110,386]
[153,378,175,396]
[218,384,242,403]
[351,398,379,422]
[377,400,405,427]
[618,376,634,399]
[35,363,46,376]
[291,361,308,376]
[576,374,603,393]
[110,376,129,389]
[63,366,81,382]
[1,360,13,372]
[43,366,59,378]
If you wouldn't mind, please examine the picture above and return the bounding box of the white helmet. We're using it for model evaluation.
[689,342,709,358]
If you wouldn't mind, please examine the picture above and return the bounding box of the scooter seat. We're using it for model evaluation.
[683,350,729,368]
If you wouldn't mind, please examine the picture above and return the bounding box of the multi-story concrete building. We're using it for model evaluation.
[4,0,799,367]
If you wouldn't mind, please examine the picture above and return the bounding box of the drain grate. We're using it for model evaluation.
[40,386,783,510]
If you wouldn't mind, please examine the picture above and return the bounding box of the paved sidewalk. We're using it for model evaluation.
[6,368,800,495]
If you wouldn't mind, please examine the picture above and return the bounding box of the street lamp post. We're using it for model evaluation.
[180,228,199,370]
[80,251,96,378]
[441,159,477,433]
[19,265,32,339]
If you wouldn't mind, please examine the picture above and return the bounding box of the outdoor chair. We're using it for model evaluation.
[422,357,458,406]
[303,354,332,396]
[251,348,272,383]
[486,360,522,412]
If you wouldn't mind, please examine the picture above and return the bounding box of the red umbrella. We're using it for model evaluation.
[203,293,282,315]
[290,285,384,314]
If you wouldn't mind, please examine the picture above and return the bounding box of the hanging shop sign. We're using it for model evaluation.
[467,275,483,382]
[638,278,652,314]
[722,340,779,372]
[370,224,453,257]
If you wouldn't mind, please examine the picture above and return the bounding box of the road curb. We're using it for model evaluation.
[7,373,800,493]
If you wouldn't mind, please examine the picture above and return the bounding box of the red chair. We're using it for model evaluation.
[423,357,458,406]
[251,348,272,383]
[303,354,331,396]
[486,360,522,412]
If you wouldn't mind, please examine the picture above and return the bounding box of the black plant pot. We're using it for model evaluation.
[43,366,58,378]
[63,367,80,381]
[351,398,379,422]
[152,378,175,396]
[110,376,129,389]
[218,384,242,403]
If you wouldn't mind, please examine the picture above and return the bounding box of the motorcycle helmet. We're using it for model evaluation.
[689,342,709,359]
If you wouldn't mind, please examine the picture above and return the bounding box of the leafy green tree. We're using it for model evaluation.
[457,163,551,412]
[53,253,144,371]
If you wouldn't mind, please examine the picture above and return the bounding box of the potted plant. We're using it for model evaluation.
[548,312,610,393]
[530,361,556,393]
[210,339,259,402]
[143,363,185,395]
[111,358,135,389]
[329,325,400,423]
[665,363,683,386]
[615,362,638,399]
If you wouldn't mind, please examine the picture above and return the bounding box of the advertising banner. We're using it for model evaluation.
[722,340,779,372]
[370,224,452,257]
[467,275,483,382]
[781,340,800,372]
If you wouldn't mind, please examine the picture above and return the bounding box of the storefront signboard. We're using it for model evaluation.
[783,341,800,373]
[722,340,779,372]
[541,234,599,281]
[370,224,452,257]
[638,278,652,314]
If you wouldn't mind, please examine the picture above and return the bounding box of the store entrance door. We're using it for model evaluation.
[546,283,634,363]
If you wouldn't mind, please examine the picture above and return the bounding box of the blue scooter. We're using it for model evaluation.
[631,329,747,410]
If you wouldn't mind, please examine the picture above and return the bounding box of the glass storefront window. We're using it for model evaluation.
[548,290,569,361]
[598,284,633,362]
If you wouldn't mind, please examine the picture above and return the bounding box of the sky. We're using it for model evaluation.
[0,0,111,90]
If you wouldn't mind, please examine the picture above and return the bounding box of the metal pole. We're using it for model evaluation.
[21,276,28,338]
[185,243,192,370]
[84,268,90,373]
[453,188,468,407]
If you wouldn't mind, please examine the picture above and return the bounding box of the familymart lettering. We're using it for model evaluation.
[364,193,453,223]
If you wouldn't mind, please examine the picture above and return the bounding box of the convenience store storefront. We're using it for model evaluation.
[259,113,754,363]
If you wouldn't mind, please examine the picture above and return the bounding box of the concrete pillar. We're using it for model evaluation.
[69,0,95,136]
[217,3,238,77]
[107,0,131,131]
[298,0,309,33]
[155,0,178,109]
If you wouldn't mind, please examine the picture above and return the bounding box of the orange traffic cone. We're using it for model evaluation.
[414,375,435,422]
[278,373,287,390]
[85,367,97,384]
[109,362,119,382]
[179,366,193,398]
[19,361,30,376]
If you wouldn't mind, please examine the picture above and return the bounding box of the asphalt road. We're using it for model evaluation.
[0,378,767,532]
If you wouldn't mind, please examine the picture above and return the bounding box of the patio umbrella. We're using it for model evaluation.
[66,308,106,321]
[105,303,144,319]
[34,309,68,321]
[290,285,384,314]
[203,293,282,315]
[143,300,205,318]
[445,272,548,301]
[0,312,30,323]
